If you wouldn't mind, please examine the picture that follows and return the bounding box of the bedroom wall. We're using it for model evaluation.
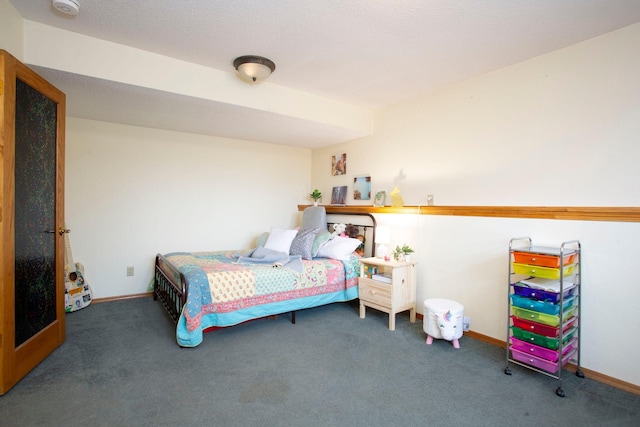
[65,117,311,299]
[0,0,23,58]
[311,23,640,387]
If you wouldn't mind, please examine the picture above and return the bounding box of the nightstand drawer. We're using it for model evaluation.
[359,278,392,306]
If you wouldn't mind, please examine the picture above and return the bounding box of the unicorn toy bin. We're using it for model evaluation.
[423,298,464,349]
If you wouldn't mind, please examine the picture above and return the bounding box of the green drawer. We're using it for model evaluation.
[511,305,577,327]
[511,326,577,350]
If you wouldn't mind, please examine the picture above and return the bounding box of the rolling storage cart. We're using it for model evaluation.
[504,237,584,397]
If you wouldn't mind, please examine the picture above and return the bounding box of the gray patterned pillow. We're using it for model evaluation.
[289,228,319,260]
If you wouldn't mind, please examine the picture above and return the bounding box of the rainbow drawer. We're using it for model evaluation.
[511,305,576,327]
[511,326,577,350]
[512,263,575,280]
[512,251,576,268]
[510,337,577,362]
[513,283,575,303]
[510,294,575,315]
[511,315,576,338]
[510,347,575,374]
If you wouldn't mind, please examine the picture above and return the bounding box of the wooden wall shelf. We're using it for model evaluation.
[298,205,640,223]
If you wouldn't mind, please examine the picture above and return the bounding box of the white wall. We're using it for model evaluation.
[311,24,640,386]
[312,23,640,206]
[0,0,23,58]
[65,118,311,298]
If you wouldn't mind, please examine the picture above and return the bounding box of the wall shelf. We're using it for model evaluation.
[297,205,640,223]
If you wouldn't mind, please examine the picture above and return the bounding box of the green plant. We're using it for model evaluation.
[399,244,414,254]
[309,189,322,201]
[392,244,414,260]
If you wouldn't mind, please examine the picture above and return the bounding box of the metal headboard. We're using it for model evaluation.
[326,212,377,257]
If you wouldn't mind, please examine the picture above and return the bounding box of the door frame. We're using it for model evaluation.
[0,49,66,395]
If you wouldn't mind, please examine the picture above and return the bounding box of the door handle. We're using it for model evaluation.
[44,228,70,235]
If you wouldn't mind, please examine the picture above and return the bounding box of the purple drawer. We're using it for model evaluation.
[513,283,575,303]
[510,347,575,374]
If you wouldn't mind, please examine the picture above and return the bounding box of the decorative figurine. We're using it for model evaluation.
[390,186,404,207]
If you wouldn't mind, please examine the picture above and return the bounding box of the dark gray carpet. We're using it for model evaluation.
[1,297,638,427]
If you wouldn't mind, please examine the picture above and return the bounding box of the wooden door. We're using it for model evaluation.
[0,50,66,395]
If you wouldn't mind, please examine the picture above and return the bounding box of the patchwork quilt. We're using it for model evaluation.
[163,250,360,347]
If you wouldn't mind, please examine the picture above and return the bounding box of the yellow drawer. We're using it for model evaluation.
[358,278,391,307]
[512,263,575,280]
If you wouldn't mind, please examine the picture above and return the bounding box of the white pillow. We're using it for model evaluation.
[264,227,298,254]
[316,236,362,260]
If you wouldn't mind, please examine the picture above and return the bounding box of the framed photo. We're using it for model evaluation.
[373,191,386,207]
[331,186,348,205]
[331,153,347,176]
[353,175,371,200]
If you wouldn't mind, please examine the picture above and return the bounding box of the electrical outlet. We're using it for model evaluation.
[126,266,134,276]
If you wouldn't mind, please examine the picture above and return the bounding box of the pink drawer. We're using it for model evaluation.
[510,347,575,374]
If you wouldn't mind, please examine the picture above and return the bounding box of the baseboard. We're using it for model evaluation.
[91,291,154,304]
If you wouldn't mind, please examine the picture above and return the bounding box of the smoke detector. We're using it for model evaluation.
[52,0,79,16]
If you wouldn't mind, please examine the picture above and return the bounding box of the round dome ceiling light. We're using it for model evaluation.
[233,56,276,84]
[52,0,80,16]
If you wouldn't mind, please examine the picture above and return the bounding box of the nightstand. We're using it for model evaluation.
[358,257,417,331]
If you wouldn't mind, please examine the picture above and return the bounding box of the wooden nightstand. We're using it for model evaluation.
[358,257,417,331]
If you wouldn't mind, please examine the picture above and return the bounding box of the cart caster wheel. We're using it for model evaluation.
[504,367,512,375]
[576,369,585,378]
[556,387,565,398]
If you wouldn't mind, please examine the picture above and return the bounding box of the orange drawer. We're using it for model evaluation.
[513,251,575,268]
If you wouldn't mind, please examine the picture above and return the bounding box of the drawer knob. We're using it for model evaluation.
[532,257,537,262]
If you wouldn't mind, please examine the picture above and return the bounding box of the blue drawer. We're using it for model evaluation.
[510,294,575,315]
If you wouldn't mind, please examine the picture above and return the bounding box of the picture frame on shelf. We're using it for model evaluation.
[373,191,386,207]
[353,175,371,200]
[331,186,348,205]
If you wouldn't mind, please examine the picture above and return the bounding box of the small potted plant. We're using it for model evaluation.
[309,189,322,206]
[392,244,414,261]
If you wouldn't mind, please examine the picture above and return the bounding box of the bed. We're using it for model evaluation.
[154,208,377,347]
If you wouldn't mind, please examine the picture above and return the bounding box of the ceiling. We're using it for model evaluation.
[8,0,640,148]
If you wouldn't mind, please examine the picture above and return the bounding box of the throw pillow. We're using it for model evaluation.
[289,228,319,260]
[264,227,298,254]
[316,236,362,260]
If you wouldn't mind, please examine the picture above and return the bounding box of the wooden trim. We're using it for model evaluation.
[298,205,640,222]
[92,292,153,304]
[564,365,640,396]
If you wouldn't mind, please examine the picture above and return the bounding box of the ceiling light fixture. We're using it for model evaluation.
[233,56,276,83]
[52,0,80,16]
